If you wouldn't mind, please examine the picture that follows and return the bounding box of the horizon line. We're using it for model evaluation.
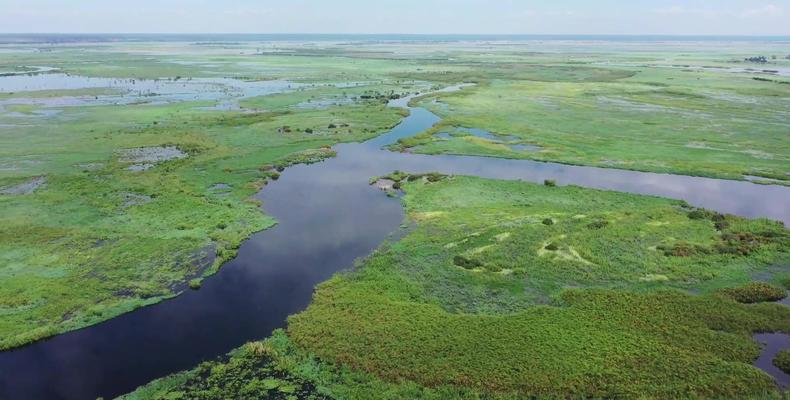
[1,32,790,37]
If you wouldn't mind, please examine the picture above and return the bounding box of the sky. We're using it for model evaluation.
[0,0,788,36]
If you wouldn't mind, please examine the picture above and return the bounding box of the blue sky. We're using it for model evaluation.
[0,0,788,35]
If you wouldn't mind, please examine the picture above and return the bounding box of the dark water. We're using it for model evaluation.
[1,90,789,400]
[754,333,790,388]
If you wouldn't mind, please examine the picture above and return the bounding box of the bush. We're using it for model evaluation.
[542,218,554,226]
[453,255,483,269]
[714,220,730,231]
[405,173,447,183]
[188,279,202,290]
[544,179,556,187]
[773,350,790,374]
[688,209,712,220]
[426,173,446,183]
[718,282,787,304]
[658,242,710,257]
[587,220,609,230]
[545,243,559,251]
[715,232,766,256]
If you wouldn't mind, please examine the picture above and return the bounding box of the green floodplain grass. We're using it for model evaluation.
[394,65,790,184]
[0,77,414,349]
[125,175,790,399]
[775,350,790,374]
[1,40,789,397]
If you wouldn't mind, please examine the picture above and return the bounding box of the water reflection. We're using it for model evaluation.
[754,333,790,388]
[1,86,789,400]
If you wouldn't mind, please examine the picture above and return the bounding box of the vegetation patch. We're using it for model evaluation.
[773,350,790,374]
[0,69,414,349]
[403,66,790,182]
[127,175,790,399]
[283,176,790,399]
[717,282,787,304]
[121,337,328,400]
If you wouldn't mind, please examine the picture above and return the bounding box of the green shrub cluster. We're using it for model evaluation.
[452,255,483,269]
[718,282,787,304]
[773,350,790,374]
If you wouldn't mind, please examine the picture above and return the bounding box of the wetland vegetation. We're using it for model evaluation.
[394,67,790,183]
[0,50,417,349]
[0,36,789,399]
[127,175,790,399]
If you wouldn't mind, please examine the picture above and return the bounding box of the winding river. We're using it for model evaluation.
[1,87,789,399]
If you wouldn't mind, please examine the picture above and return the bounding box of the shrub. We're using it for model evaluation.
[188,279,202,290]
[715,232,767,256]
[426,173,446,183]
[773,350,790,374]
[544,179,556,187]
[453,255,483,269]
[714,220,730,231]
[718,282,787,304]
[658,242,711,257]
[587,220,609,230]
[405,173,447,183]
[387,171,408,182]
[545,243,559,251]
[688,209,712,220]
[542,218,554,226]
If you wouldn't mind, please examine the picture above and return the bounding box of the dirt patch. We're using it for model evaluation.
[373,179,395,191]
[121,192,153,208]
[117,146,188,171]
[0,176,46,195]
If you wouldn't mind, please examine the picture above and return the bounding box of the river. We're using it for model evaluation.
[0,87,788,400]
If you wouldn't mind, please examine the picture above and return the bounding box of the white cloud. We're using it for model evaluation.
[651,5,722,19]
[740,4,784,18]
[652,5,687,15]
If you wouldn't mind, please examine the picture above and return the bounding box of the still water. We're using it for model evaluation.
[0,87,788,400]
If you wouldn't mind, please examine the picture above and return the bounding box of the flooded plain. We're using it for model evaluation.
[0,83,789,399]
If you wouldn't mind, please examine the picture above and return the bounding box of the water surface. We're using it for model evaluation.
[754,333,790,388]
[0,87,788,400]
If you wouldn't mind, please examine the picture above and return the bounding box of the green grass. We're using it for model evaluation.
[774,350,790,374]
[126,175,790,399]
[3,38,790,398]
[121,329,537,400]
[394,66,790,183]
[285,176,790,398]
[120,336,329,400]
[0,72,412,349]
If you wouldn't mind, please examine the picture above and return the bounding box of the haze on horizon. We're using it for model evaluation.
[0,0,788,36]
